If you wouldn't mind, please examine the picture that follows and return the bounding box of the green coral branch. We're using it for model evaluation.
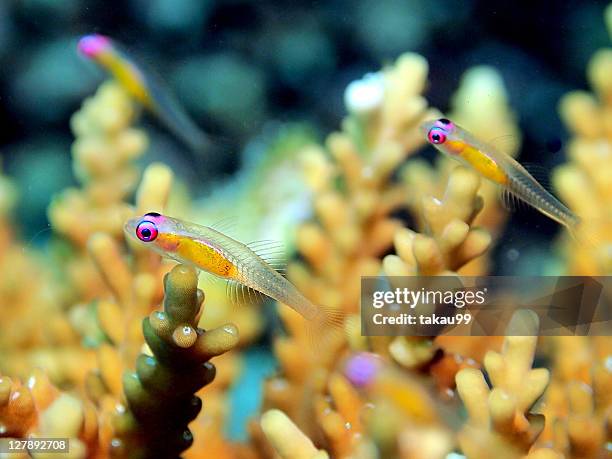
[112,264,239,458]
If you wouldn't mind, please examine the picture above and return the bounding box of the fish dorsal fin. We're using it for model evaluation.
[246,240,287,275]
[487,134,521,157]
[210,216,238,236]
[521,162,552,192]
[226,279,264,307]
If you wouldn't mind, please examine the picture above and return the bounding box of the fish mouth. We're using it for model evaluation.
[123,217,140,241]
[419,119,437,136]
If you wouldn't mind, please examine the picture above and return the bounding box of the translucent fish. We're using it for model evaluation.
[421,118,580,233]
[124,212,344,339]
[78,34,211,155]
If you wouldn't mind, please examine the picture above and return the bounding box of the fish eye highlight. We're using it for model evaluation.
[136,220,158,242]
[427,127,447,144]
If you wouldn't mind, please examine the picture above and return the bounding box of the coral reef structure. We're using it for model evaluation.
[1,5,612,457]
[112,264,240,458]
[554,31,612,275]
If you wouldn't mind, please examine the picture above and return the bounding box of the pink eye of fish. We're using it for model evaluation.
[427,127,447,144]
[136,221,158,242]
[77,34,111,58]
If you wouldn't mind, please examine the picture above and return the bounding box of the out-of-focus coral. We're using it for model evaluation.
[379,66,517,392]
[536,336,612,458]
[3,5,612,457]
[342,352,455,458]
[455,313,553,458]
[31,161,172,394]
[382,166,496,378]
[262,350,456,459]
[383,166,491,277]
[554,34,612,274]
[312,372,369,457]
[0,264,240,459]
[0,162,80,383]
[109,264,239,458]
[292,52,436,317]
[33,81,170,391]
[260,409,329,459]
[258,53,437,445]
[0,368,97,458]
[48,80,148,301]
[256,54,507,457]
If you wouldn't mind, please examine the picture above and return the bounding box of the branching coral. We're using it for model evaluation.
[110,264,239,458]
[378,66,519,389]
[48,80,148,301]
[554,33,612,274]
[252,53,511,459]
[0,163,79,382]
[383,166,491,277]
[258,54,438,448]
[0,265,240,459]
[262,352,456,459]
[455,314,553,458]
[261,409,329,459]
[536,336,612,457]
[2,8,611,458]
[0,369,96,458]
[347,353,455,459]
[2,81,153,387]
[293,52,437,317]
[49,161,174,398]
[381,166,497,376]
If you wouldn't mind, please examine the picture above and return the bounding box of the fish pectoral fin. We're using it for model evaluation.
[225,280,264,307]
[246,240,287,275]
[198,270,223,286]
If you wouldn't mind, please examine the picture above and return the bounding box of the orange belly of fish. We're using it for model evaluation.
[462,147,509,185]
[173,237,237,278]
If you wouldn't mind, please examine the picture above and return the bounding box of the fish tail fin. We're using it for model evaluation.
[567,217,612,270]
[568,217,599,247]
[305,305,346,352]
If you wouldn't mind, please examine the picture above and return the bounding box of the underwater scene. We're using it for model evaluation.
[0,0,611,458]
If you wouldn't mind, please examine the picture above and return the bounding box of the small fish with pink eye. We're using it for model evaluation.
[78,34,211,155]
[125,212,344,342]
[342,352,449,424]
[421,118,581,234]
